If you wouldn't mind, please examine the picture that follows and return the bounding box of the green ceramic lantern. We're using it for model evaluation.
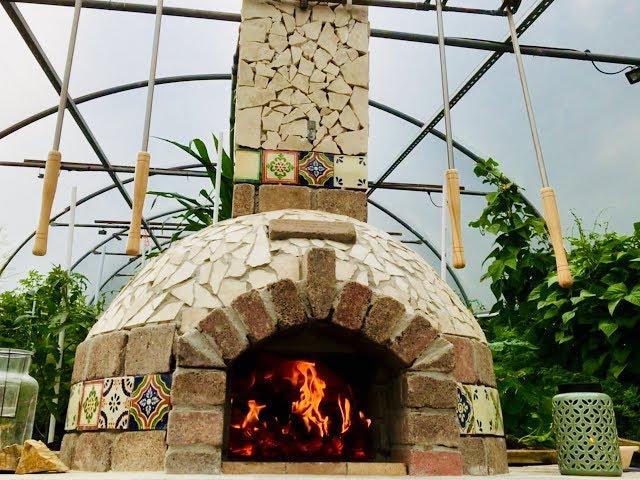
[552,383,622,476]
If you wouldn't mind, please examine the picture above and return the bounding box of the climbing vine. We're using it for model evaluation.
[472,158,640,446]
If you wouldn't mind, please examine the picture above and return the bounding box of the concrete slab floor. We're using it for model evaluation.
[4,466,640,480]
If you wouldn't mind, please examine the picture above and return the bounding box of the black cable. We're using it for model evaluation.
[584,49,632,75]
[427,191,442,208]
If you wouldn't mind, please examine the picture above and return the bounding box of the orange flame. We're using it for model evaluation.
[228,355,374,460]
[338,395,352,434]
[232,399,266,430]
[290,361,330,437]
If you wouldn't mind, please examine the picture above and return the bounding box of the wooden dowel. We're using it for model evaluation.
[33,150,62,255]
[446,168,465,269]
[540,187,573,288]
[125,151,150,256]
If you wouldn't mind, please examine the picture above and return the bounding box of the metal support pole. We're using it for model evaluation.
[213,132,223,223]
[126,0,163,255]
[32,0,81,256]
[506,8,573,288]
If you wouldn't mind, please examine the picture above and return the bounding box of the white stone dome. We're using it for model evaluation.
[90,209,484,341]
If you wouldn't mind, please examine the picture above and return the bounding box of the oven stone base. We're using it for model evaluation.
[222,461,407,475]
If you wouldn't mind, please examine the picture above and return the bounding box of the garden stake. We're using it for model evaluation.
[33,0,82,256]
[436,0,465,269]
[213,132,223,224]
[505,6,573,288]
[126,0,164,255]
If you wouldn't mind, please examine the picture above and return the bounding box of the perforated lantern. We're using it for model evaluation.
[552,383,622,476]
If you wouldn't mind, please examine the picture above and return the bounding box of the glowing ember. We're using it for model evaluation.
[228,354,373,461]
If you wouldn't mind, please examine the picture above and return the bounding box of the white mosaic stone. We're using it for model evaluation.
[193,283,222,309]
[248,268,278,289]
[89,210,485,341]
[209,261,230,294]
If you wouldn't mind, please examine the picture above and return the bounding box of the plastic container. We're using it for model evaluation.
[0,349,39,447]
[552,383,622,476]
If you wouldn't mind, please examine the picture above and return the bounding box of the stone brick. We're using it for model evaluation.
[222,462,286,474]
[166,409,224,447]
[332,282,371,331]
[460,436,488,475]
[303,248,336,319]
[484,436,509,474]
[347,462,406,475]
[198,309,248,362]
[124,323,175,375]
[85,331,128,380]
[444,334,476,383]
[70,341,88,383]
[175,330,225,368]
[412,336,455,373]
[258,184,312,212]
[165,445,221,474]
[286,462,347,474]
[111,431,166,471]
[231,290,276,342]
[269,219,356,243]
[391,315,438,366]
[172,368,226,407]
[232,183,256,217]
[473,340,497,387]
[363,296,404,344]
[314,188,367,221]
[395,449,463,476]
[59,433,78,468]
[392,411,459,447]
[71,432,116,472]
[402,372,457,409]
[267,279,306,327]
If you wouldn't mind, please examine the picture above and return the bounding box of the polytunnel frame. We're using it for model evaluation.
[2,0,639,302]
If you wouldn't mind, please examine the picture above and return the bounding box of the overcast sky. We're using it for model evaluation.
[0,0,638,306]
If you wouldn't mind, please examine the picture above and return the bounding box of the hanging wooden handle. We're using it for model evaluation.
[540,187,573,288]
[125,151,151,256]
[33,150,62,256]
[446,168,465,269]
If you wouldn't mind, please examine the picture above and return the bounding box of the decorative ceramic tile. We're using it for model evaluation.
[64,382,83,431]
[99,376,134,430]
[262,150,299,184]
[334,154,367,189]
[234,148,262,183]
[129,374,172,431]
[456,383,474,434]
[299,151,334,187]
[77,380,103,430]
[460,384,504,435]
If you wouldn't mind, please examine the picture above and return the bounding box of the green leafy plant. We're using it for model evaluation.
[149,134,234,242]
[472,158,640,446]
[0,266,103,444]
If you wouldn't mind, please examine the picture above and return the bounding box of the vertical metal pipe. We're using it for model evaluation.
[506,9,549,187]
[213,132,223,223]
[435,0,454,170]
[93,243,106,303]
[141,0,164,151]
[52,0,82,150]
[48,186,76,443]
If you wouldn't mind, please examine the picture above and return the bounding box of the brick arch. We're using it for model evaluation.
[175,248,456,370]
[169,248,465,475]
